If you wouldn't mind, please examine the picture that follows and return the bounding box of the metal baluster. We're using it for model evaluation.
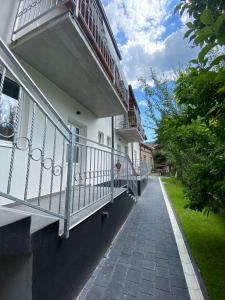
[49,126,57,210]
[78,144,83,210]
[96,148,99,200]
[72,143,77,213]
[103,150,105,197]
[100,150,102,198]
[83,144,87,207]
[88,146,92,204]
[64,127,75,238]
[7,87,23,194]
[107,152,109,195]
[0,66,6,103]
[25,0,33,27]
[58,137,65,214]
[19,0,28,29]
[92,147,96,203]
[37,116,47,206]
[24,102,36,200]
[37,0,43,16]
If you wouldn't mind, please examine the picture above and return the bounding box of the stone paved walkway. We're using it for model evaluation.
[77,177,190,300]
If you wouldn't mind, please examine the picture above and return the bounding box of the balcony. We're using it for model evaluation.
[11,0,128,117]
[116,86,146,142]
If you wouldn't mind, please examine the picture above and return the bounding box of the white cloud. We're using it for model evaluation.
[103,0,198,87]
[138,100,148,107]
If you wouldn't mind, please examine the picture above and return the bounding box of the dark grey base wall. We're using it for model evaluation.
[138,177,148,196]
[31,191,134,300]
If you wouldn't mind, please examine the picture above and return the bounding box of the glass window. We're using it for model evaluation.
[107,136,111,147]
[98,131,104,144]
[0,76,20,142]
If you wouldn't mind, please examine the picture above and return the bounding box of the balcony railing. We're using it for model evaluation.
[116,108,145,140]
[12,0,129,109]
[133,160,151,179]
[0,39,136,238]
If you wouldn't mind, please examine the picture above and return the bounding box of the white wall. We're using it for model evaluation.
[0,0,18,44]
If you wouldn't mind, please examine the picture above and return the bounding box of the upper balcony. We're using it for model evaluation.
[11,0,128,117]
[116,85,146,143]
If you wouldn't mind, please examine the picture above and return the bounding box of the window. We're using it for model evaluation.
[125,146,128,154]
[98,131,104,144]
[117,144,121,152]
[107,136,111,147]
[0,75,20,142]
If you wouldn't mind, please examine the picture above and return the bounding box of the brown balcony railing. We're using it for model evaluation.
[12,0,129,109]
[116,109,145,140]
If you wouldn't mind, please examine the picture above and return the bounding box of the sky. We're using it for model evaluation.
[102,0,198,141]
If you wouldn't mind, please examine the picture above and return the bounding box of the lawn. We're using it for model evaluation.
[161,177,225,300]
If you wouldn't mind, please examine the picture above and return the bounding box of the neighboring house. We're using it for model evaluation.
[140,142,154,172]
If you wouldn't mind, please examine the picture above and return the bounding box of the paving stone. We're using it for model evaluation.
[126,268,141,284]
[171,274,188,289]
[142,259,156,271]
[156,258,169,268]
[132,251,144,260]
[94,271,111,287]
[155,276,171,292]
[156,266,170,278]
[85,285,105,300]
[139,279,154,295]
[154,289,173,300]
[172,287,190,300]
[138,293,154,300]
[120,294,137,300]
[124,281,139,297]
[104,281,123,299]
[78,179,191,300]
[141,269,156,282]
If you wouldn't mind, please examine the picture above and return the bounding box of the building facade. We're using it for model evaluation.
[0,0,147,221]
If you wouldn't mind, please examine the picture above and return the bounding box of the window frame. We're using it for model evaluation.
[0,75,21,147]
[98,131,104,145]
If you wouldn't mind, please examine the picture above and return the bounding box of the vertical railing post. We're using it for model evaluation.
[135,173,138,202]
[76,0,80,17]
[111,117,114,203]
[63,127,75,239]
[126,155,129,193]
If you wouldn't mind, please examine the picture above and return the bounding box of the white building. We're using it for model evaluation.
[0,0,147,236]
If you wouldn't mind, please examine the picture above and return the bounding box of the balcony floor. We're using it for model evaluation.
[116,127,145,143]
[7,186,126,234]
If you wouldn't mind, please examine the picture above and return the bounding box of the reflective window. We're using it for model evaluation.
[0,76,19,142]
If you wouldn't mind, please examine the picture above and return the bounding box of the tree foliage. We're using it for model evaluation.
[142,1,225,213]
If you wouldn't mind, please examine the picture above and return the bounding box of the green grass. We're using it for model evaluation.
[161,177,225,300]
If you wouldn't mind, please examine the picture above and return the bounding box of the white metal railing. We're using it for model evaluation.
[0,39,137,238]
[12,0,129,109]
[133,160,151,179]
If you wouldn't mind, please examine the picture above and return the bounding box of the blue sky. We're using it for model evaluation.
[102,0,198,141]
